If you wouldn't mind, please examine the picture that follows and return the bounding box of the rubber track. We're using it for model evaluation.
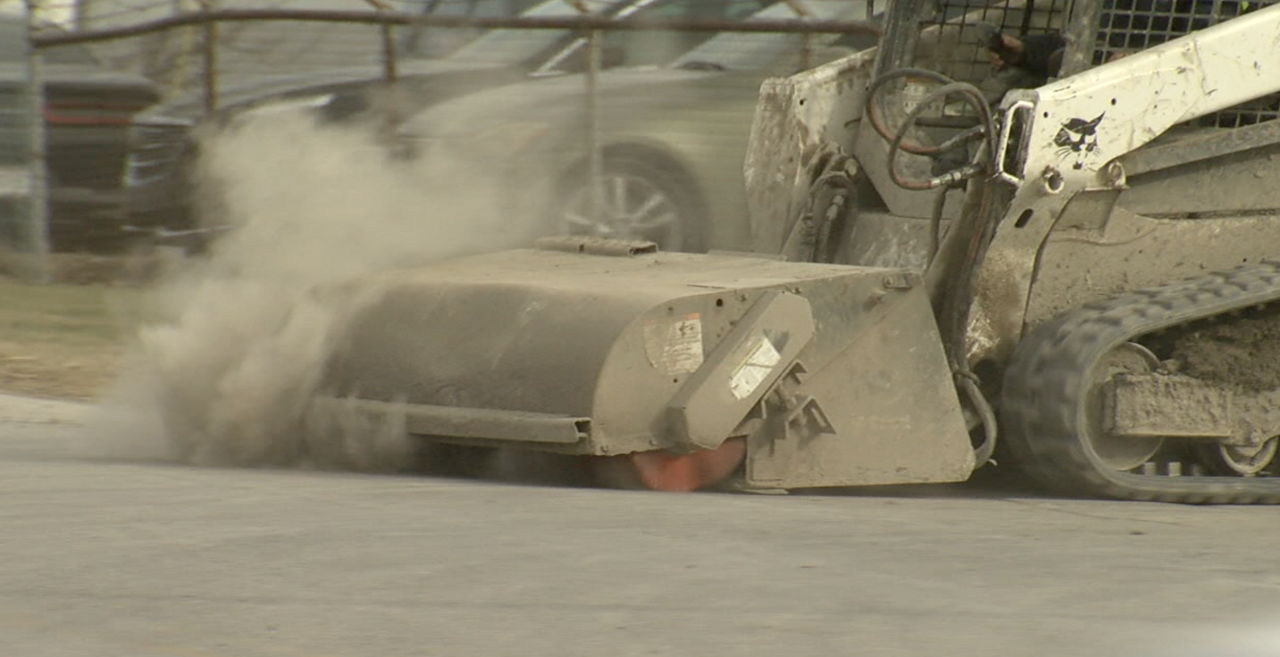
[1000,259,1280,504]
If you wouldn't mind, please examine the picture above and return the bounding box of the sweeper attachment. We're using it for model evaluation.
[318,238,974,492]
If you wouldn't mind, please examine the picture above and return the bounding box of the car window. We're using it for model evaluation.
[599,0,773,69]
[540,0,774,74]
[669,0,867,73]
[443,0,631,65]
[400,0,544,58]
[40,43,100,65]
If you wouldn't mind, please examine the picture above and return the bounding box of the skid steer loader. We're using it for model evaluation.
[316,0,1280,502]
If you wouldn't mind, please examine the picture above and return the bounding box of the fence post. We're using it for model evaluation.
[197,0,217,118]
[784,1,815,73]
[581,8,603,226]
[364,0,400,140]
[20,1,51,283]
[74,0,91,31]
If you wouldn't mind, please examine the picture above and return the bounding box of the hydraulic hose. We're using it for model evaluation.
[865,67,1003,467]
[885,81,993,190]
[865,68,960,156]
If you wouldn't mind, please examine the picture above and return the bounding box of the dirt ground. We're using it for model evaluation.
[0,261,146,401]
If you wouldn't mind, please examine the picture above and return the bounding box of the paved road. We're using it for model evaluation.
[2,395,1278,657]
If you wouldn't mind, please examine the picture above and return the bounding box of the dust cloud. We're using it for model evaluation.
[80,110,548,471]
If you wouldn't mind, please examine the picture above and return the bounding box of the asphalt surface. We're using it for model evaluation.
[2,394,1279,657]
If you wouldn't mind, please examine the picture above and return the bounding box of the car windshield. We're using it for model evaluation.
[441,0,635,65]
[669,0,866,72]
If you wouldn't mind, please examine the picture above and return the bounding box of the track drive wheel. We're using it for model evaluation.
[1084,342,1165,471]
[1002,337,1165,497]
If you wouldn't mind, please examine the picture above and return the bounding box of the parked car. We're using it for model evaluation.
[396,0,873,253]
[124,0,775,244]
[0,17,159,253]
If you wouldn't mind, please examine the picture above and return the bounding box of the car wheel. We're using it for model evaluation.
[554,155,703,252]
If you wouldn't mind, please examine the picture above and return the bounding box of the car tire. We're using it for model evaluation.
[552,154,705,252]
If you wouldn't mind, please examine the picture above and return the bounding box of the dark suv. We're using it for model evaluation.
[0,17,158,253]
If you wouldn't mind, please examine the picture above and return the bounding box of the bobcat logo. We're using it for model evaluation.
[1054,113,1105,169]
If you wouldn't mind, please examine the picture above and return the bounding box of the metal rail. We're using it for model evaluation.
[31,10,882,48]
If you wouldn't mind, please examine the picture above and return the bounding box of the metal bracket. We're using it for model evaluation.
[767,362,835,446]
[666,290,816,452]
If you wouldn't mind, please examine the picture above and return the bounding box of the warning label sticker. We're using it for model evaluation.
[729,337,781,400]
[644,314,704,375]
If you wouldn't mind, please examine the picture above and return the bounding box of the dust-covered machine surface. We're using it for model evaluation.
[305,0,1280,502]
